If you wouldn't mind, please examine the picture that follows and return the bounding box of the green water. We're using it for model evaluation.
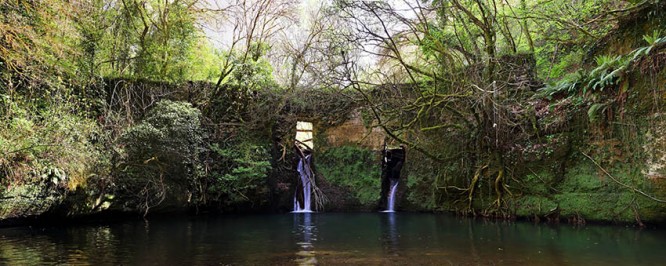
[0,213,664,265]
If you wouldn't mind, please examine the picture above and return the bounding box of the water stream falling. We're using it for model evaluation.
[385,179,399,212]
[293,154,313,213]
[381,145,405,213]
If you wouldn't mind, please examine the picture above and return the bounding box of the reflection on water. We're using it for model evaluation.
[381,212,399,255]
[1,213,666,265]
[294,213,317,265]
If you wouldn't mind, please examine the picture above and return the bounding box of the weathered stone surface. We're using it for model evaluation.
[644,113,666,180]
[323,110,384,150]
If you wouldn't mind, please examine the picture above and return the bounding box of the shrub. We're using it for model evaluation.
[208,140,272,206]
[118,100,204,213]
[0,95,105,218]
[0,96,103,190]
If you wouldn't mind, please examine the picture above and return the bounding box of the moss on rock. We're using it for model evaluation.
[316,145,381,209]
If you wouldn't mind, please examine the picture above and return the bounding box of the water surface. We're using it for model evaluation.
[0,213,664,265]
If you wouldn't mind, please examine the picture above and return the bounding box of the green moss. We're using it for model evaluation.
[555,192,635,222]
[317,146,381,206]
[557,162,606,192]
[514,195,557,217]
[520,170,556,195]
[513,160,666,223]
[404,171,440,211]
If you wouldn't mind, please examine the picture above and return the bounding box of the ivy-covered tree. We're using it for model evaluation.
[118,100,204,215]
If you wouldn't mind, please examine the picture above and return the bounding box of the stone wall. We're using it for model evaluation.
[322,110,385,150]
[644,113,666,180]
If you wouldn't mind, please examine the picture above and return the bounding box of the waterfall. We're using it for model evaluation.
[381,145,405,213]
[385,179,399,212]
[293,154,313,213]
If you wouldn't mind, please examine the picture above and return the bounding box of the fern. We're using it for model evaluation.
[631,46,651,61]
[585,55,629,92]
[631,34,666,62]
[536,71,585,97]
[587,103,608,123]
[643,30,662,45]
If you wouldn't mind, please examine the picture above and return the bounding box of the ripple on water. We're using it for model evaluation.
[0,213,665,265]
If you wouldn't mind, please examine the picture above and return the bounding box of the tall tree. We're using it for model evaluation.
[209,0,298,90]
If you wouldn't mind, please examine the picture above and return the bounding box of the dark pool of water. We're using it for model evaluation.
[0,213,664,265]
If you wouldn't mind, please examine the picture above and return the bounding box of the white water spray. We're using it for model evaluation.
[385,179,399,212]
[293,154,313,213]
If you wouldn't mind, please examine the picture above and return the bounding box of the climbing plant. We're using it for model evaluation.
[117,100,204,215]
[317,146,381,207]
[208,140,272,207]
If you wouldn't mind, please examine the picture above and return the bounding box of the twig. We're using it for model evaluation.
[3,144,60,156]
[294,143,327,211]
[527,168,560,193]
[581,152,666,203]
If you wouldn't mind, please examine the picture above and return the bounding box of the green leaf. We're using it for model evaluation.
[587,103,607,123]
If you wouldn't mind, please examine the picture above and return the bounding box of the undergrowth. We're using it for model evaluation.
[317,146,381,206]
[0,96,105,191]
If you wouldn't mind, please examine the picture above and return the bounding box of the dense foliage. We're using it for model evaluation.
[207,139,272,208]
[317,146,381,207]
[118,100,204,213]
[1,0,665,223]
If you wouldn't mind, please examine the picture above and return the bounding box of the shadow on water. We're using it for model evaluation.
[1,213,666,265]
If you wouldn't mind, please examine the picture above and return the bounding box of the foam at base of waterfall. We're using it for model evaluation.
[292,210,314,213]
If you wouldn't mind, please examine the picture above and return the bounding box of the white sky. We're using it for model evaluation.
[199,0,421,86]
[201,0,415,50]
